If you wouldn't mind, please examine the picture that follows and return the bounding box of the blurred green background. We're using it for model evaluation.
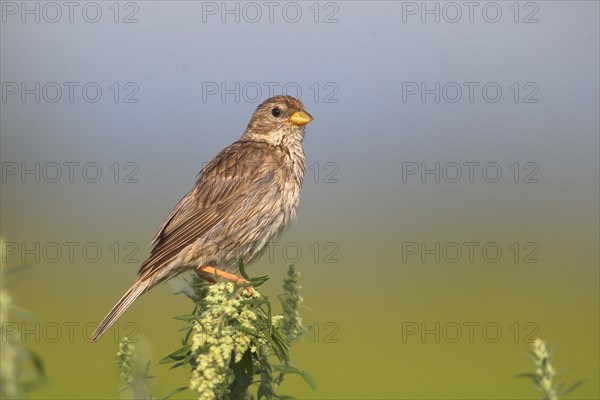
[1,1,598,399]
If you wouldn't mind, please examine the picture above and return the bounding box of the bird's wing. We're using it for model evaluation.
[138,140,281,279]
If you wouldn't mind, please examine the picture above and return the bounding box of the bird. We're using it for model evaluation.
[91,95,312,342]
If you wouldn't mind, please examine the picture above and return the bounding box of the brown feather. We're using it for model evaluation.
[92,95,309,342]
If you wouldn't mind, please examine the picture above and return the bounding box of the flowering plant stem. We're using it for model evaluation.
[517,338,585,400]
[159,262,315,400]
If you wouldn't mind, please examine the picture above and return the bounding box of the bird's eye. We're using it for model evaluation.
[271,107,282,117]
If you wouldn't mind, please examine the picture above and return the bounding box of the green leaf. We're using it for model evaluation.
[273,366,316,392]
[515,373,539,380]
[239,257,250,280]
[241,349,255,375]
[116,385,129,394]
[169,361,185,370]
[160,386,188,399]
[159,344,192,364]
[560,379,586,396]
[272,365,317,391]
[172,314,197,321]
[270,327,290,363]
[3,263,35,276]
[229,350,256,398]
[25,348,46,378]
[265,295,273,344]
[249,275,270,287]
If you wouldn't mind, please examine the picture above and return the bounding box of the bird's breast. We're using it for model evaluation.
[280,144,305,223]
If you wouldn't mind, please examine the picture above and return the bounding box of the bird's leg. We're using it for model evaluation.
[196,265,248,284]
[196,272,217,284]
[196,265,253,295]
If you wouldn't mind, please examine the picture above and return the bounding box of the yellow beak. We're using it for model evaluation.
[288,110,313,126]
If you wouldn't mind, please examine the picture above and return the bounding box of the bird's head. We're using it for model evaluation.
[242,95,313,146]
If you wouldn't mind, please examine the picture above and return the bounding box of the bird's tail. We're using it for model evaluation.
[91,278,152,343]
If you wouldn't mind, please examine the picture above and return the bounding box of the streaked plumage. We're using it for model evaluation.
[92,95,312,342]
